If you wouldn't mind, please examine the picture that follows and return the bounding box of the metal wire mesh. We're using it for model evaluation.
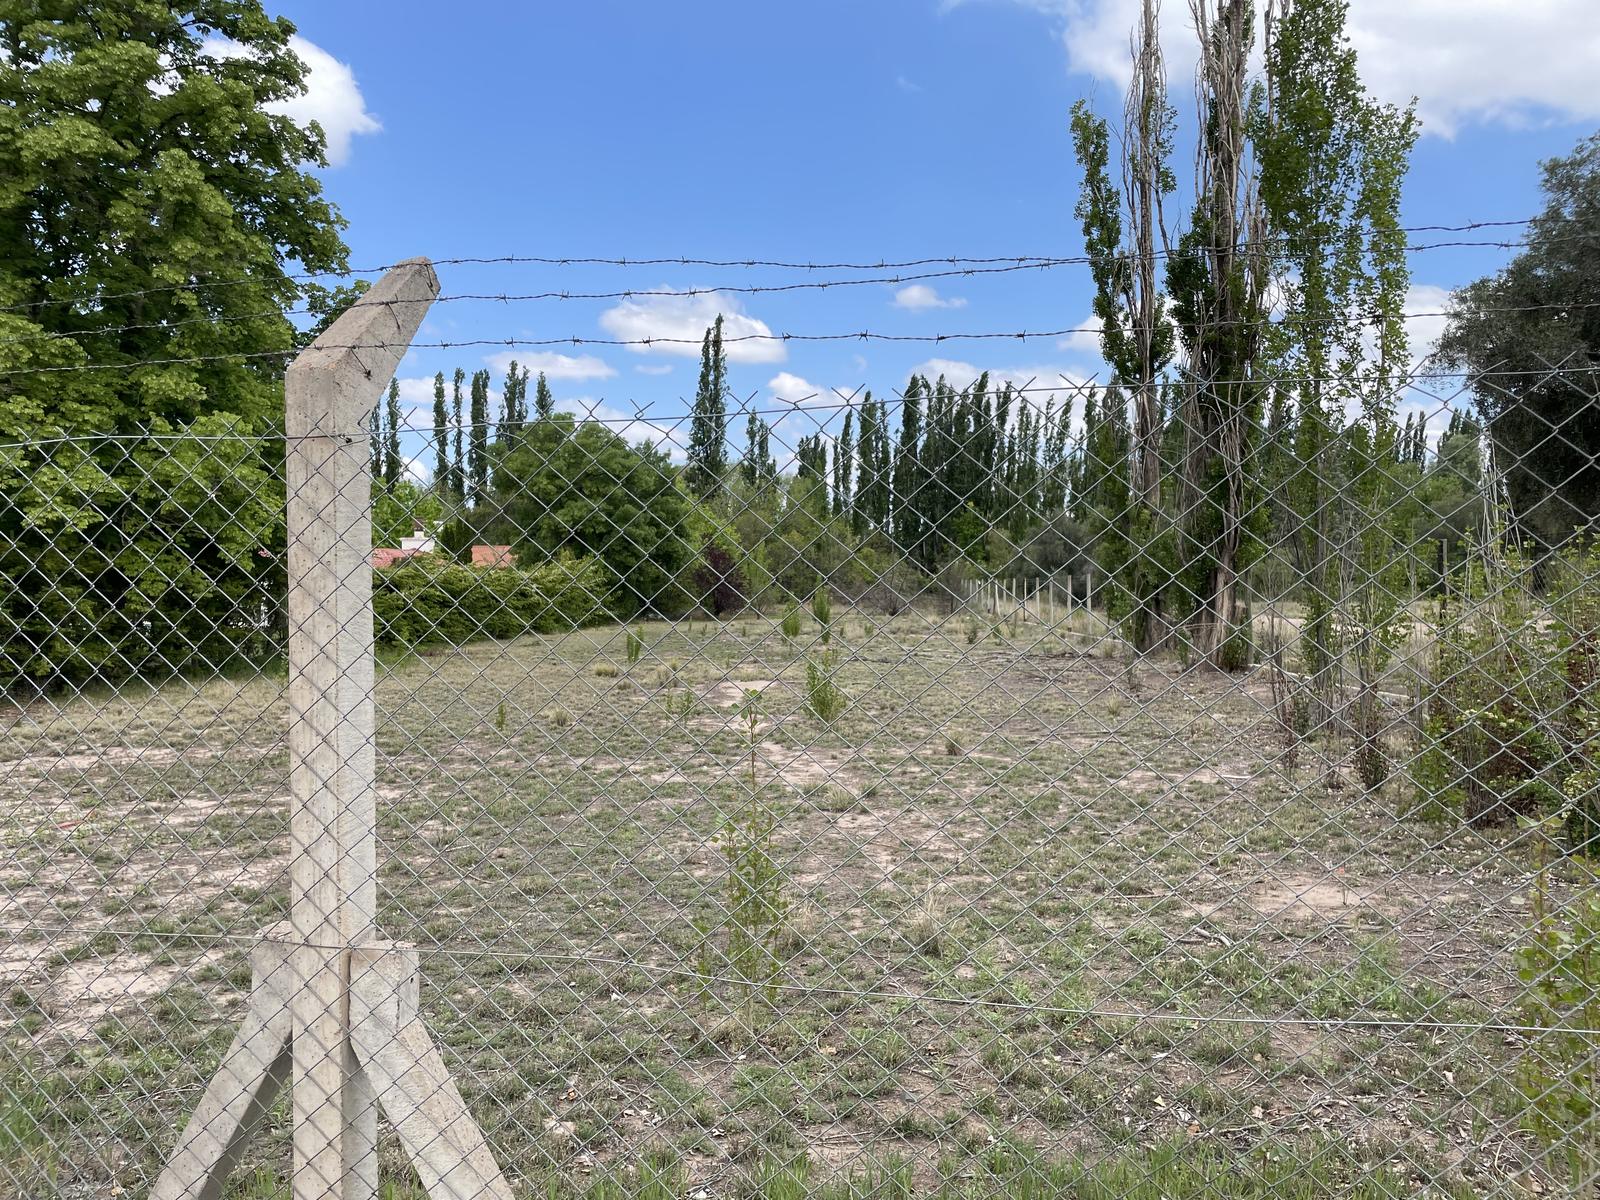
[4,295,1600,1200]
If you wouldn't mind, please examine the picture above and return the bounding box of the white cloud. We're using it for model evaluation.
[484,350,616,381]
[911,357,986,391]
[1057,312,1103,355]
[1402,283,1453,365]
[893,283,968,310]
[204,35,380,165]
[556,398,686,460]
[907,360,1096,417]
[597,290,787,364]
[767,372,823,404]
[392,376,442,416]
[962,0,1600,136]
[634,363,675,376]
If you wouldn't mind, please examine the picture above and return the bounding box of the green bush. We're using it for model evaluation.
[374,553,606,649]
[780,605,802,640]
[804,653,847,724]
[1420,547,1580,833]
[1519,861,1600,1190]
[811,586,833,645]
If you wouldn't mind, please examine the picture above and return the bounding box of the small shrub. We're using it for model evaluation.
[805,654,847,724]
[965,619,979,646]
[1518,856,1600,1190]
[626,627,644,666]
[594,662,618,678]
[542,706,570,729]
[812,587,833,645]
[717,690,791,1012]
[780,605,803,640]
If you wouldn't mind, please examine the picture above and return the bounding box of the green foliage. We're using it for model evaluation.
[717,689,790,1012]
[373,554,606,649]
[686,316,728,498]
[1420,544,1600,845]
[0,2,348,690]
[372,481,443,550]
[0,418,285,691]
[625,627,644,666]
[1439,132,1600,551]
[493,415,690,616]
[1518,862,1600,1189]
[436,516,474,563]
[780,605,802,640]
[804,653,847,725]
[811,586,832,643]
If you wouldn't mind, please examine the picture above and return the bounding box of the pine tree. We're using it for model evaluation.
[383,377,402,491]
[686,315,729,498]
[432,372,449,489]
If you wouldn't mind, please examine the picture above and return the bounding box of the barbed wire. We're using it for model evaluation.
[0,218,1549,317]
[0,325,1591,381]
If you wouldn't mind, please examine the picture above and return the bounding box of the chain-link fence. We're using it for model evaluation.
[4,260,1600,1200]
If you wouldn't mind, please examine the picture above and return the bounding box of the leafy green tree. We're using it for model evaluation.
[468,367,490,504]
[1257,0,1417,703]
[383,378,403,491]
[893,374,928,561]
[833,408,854,521]
[431,371,449,487]
[373,480,442,549]
[1439,132,1600,552]
[533,370,554,420]
[686,315,729,498]
[1070,1,1177,650]
[0,1,348,689]
[1165,0,1272,666]
[449,367,466,499]
[501,360,529,436]
[493,415,691,615]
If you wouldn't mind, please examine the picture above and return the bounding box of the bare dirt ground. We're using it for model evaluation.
[0,608,1563,1197]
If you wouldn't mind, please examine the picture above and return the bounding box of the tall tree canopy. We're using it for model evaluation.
[0,1,349,688]
[1439,132,1600,551]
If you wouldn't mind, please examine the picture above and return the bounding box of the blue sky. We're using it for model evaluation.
[263,0,1600,466]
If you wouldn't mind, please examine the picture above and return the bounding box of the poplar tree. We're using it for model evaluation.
[449,367,466,500]
[469,369,490,504]
[1070,0,1177,650]
[1166,0,1271,666]
[432,372,449,489]
[893,375,927,561]
[384,378,403,491]
[686,316,729,498]
[833,409,855,522]
[534,371,554,421]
